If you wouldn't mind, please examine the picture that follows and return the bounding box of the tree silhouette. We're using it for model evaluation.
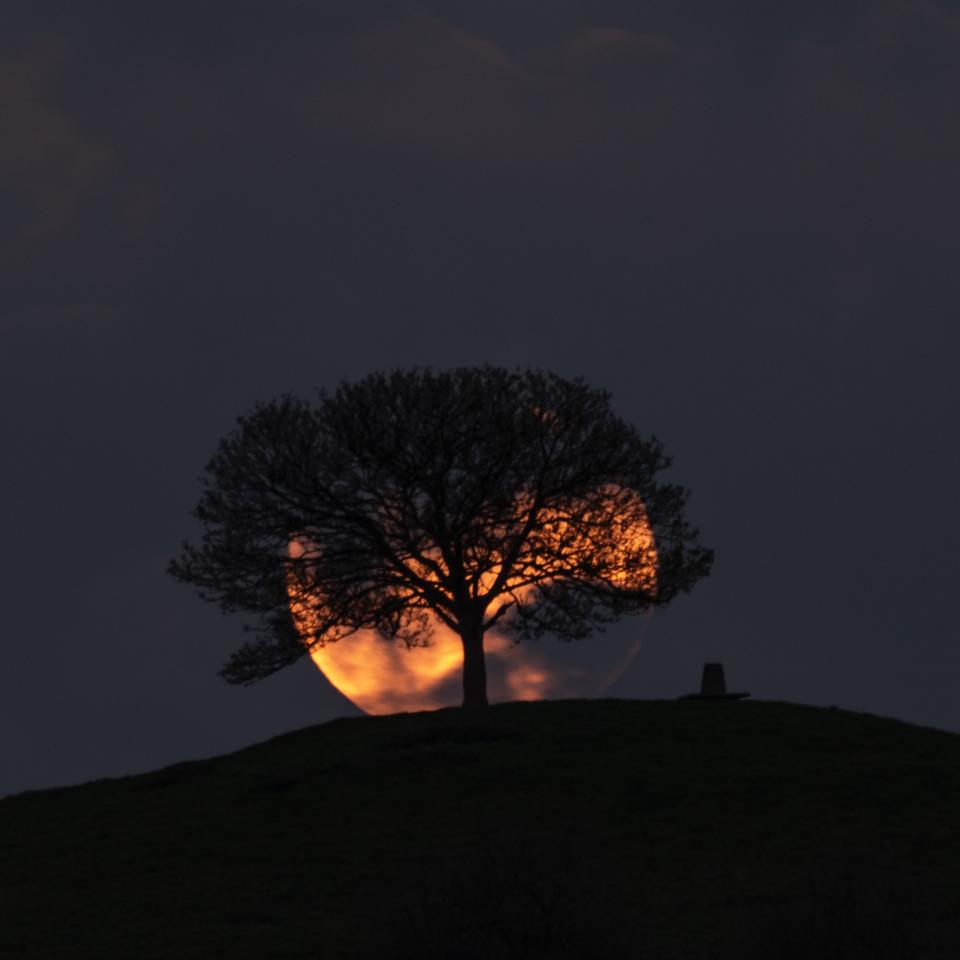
[169,368,712,708]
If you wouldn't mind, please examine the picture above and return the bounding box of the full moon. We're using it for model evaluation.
[288,492,658,714]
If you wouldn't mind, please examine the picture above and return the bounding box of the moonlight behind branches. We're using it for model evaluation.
[169,368,713,708]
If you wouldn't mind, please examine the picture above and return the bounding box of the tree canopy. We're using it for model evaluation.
[169,368,713,707]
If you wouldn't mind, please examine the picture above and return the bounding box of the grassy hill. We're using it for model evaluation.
[2,699,959,959]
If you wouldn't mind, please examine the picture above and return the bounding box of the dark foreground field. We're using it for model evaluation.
[3,699,959,959]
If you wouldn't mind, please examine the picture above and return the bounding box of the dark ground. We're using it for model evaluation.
[2,699,958,959]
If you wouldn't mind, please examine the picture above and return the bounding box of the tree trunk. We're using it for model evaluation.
[460,620,488,709]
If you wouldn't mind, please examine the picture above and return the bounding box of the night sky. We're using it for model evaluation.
[4,1,959,798]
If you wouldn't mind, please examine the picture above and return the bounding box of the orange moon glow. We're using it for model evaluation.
[288,493,658,714]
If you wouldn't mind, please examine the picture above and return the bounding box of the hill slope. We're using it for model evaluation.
[2,699,959,959]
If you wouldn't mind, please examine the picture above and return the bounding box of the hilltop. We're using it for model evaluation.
[2,699,959,959]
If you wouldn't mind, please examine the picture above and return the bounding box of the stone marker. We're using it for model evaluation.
[679,662,750,700]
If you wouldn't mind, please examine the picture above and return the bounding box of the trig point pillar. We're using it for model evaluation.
[701,662,727,696]
[679,662,750,700]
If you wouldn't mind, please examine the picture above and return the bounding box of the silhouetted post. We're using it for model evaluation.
[679,662,749,700]
[700,662,727,696]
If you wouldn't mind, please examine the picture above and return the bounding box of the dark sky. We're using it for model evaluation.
[3,1,959,797]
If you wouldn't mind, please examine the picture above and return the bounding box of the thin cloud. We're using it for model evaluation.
[0,43,111,258]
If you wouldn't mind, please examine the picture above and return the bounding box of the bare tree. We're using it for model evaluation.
[169,368,712,708]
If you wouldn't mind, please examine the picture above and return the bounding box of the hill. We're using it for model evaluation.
[2,699,959,959]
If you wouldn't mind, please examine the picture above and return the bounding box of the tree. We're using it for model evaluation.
[169,368,713,708]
